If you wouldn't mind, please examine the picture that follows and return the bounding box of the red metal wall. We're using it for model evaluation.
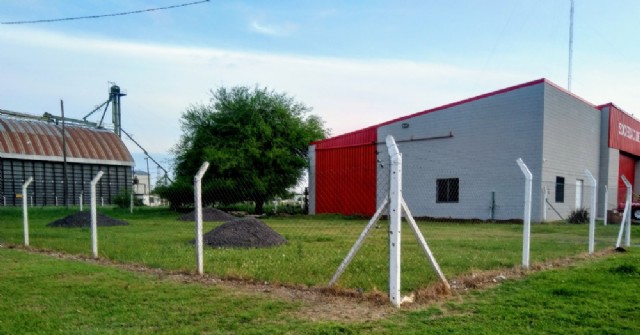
[618,153,636,204]
[313,127,377,216]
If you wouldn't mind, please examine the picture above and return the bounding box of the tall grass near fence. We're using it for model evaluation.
[0,206,630,293]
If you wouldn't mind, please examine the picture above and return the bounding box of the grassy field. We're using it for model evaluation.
[1,246,639,334]
[0,206,629,293]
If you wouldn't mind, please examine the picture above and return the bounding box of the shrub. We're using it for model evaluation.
[567,208,589,224]
[113,189,144,208]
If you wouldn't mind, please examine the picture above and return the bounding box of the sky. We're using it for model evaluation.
[1,0,639,181]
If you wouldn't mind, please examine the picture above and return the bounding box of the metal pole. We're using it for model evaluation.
[603,185,608,226]
[91,171,104,259]
[386,135,402,307]
[194,162,210,275]
[22,177,34,246]
[145,157,151,192]
[517,158,532,269]
[61,100,69,208]
[584,169,597,254]
[568,0,574,92]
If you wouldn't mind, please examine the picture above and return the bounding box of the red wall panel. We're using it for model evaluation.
[315,145,377,216]
[618,152,636,204]
[314,127,377,216]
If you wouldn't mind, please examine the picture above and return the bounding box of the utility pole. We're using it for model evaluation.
[61,100,69,208]
[568,0,575,92]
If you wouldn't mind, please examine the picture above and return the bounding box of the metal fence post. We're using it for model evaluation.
[617,176,632,248]
[194,162,210,275]
[516,158,532,269]
[584,169,597,254]
[91,171,104,259]
[22,177,33,246]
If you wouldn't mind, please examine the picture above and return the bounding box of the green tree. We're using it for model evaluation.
[171,85,327,214]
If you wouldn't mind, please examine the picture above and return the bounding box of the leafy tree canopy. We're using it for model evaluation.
[170,85,327,213]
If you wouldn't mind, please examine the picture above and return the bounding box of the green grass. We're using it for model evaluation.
[0,206,632,294]
[1,246,639,334]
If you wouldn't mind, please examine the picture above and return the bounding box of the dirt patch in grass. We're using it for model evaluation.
[46,211,129,228]
[178,208,238,222]
[194,217,287,248]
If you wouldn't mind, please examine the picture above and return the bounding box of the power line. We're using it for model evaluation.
[1,0,210,25]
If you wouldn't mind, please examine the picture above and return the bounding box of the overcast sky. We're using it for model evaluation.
[1,0,639,174]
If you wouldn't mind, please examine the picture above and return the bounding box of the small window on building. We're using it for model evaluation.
[555,176,565,203]
[437,178,459,203]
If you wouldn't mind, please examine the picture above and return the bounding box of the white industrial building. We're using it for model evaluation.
[308,78,639,222]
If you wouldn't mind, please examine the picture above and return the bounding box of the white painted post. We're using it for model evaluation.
[584,169,597,254]
[130,187,134,213]
[22,177,33,246]
[516,158,532,269]
[617,176,632,248]
[55,196,58,206]
[603,185,608,226]
[79,193,83,212]
[194,162,210,275]
[90,171,104,259]
[386,135,402,307]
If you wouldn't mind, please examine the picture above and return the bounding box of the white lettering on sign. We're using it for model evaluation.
[618,122,640,143]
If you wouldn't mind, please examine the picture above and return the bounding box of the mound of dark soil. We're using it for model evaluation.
[195,217,287,248]
[178,208,238,222]
[47,211,129,228]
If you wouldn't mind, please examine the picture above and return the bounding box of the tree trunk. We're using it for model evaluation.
[255,199,265,215]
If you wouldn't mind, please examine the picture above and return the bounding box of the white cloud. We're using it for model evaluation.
[1,26,636,168]
[249,20,298,37]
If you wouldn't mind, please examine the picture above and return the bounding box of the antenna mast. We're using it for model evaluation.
[568,0,574,92]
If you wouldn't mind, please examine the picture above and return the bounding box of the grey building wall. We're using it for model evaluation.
[376,83,546,221]
[540,84,602,221]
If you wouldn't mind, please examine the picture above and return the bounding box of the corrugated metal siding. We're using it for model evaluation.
[314,127,377,216]
[313,127,377,149]
[0,117,133,166]
[315,145,376,216]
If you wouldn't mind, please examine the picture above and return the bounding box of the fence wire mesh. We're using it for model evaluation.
[1,154,636,296]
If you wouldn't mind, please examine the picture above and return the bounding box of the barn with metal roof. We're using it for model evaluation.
[0,116,134,206]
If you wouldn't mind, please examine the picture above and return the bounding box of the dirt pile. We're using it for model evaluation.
[178,208,238,222]
[47,211,129,228]
[196,217,287,248]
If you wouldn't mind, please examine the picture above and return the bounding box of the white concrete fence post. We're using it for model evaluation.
[516,158,532,269]
[386,135,403,307]
[584,169,597,254]
[22,177,34,246]
[194,162,210,275]
[90,171,104,259]
[617,175,632,248]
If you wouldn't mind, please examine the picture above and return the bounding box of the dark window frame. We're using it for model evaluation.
[555,176,565,203]
[437,178,459,203]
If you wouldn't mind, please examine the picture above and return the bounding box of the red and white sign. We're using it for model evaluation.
[609,104,640,157]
